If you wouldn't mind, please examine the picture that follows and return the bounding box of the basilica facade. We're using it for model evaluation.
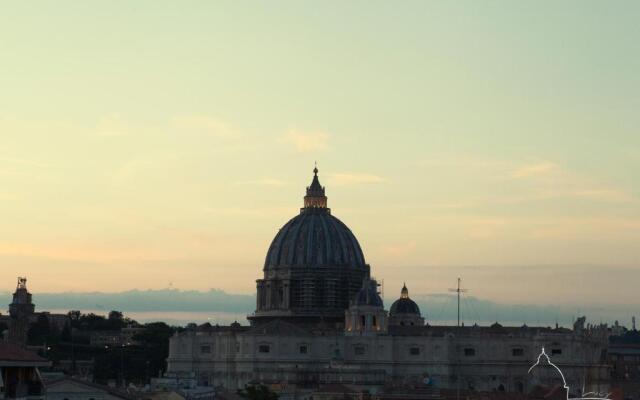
[165,168,611,397]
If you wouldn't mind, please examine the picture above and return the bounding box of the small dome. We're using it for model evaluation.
[353,279,383,307]
[390,284,421,315]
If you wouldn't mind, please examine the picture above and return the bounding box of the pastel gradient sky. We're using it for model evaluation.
[1,1,639,306]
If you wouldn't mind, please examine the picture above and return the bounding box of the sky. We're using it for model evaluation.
[1,1,639,311]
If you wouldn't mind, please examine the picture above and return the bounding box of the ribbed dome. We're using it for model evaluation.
[353,279,383,307]
[264,208,366,269]
[390,298,421,315]
[251,166,371,326]
[264,166,365,270]
[389,283,421,315]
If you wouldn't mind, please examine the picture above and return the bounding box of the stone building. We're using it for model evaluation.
[0,342,50,400]
[165,168,611,397]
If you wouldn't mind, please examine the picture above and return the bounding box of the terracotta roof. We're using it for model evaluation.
[0,342,48,363]
[46,377,135,400]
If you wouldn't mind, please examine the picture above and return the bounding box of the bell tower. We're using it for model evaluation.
[7,277,35,345]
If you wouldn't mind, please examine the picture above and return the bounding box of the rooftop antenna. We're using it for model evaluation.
[448,278,468,327]
[449,277,469,400]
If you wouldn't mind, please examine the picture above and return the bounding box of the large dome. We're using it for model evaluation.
[251,166,371,325]
[264,209,365,269]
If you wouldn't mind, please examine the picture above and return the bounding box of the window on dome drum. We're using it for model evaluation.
[551,348,562,355]
[299,345,308,354]
[354,345,366,355]
[259,344,270,353]
[410,347,420,356]
[464,348,476,356]
[512,348,524,356]
[201,345,211,354]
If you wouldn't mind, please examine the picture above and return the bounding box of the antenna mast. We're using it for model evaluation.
[448,277,468,327]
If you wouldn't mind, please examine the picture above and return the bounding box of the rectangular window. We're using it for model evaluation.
[551,348,562,356]
[410,347,420,356]
[512,348,524,356]
[258,344,270,353]
[299,345,308,354]
[200,345,211,354]
[354,346,366,355]
[464,348,476,357]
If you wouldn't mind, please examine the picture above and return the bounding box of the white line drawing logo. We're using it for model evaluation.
[528,347,610,400]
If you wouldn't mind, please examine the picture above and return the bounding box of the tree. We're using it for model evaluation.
[0,322,8,338]
[28,313,51,345]
[238,384,278,400]
[67,310,81,329]
[108,310,123,321]
[60,323,72,342]
[131,322,176,380]
[68,310,81,321]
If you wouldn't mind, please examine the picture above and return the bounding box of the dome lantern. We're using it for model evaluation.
[303,165,328,210]
[401,282,409,299]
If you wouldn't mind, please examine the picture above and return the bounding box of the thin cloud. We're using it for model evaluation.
[538,188,633,203]
[510,161,559,178]
[328,172,387,186]
[95,115,132,137]
[0,156,52,168]
[381,240,416,256]
[171,114,236,138]
[203,206,291,219]
[421,154,635,204]
[282,129,329,153]
[235,178,287,187]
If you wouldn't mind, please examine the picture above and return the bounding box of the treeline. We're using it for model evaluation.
[26,310,183,385]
